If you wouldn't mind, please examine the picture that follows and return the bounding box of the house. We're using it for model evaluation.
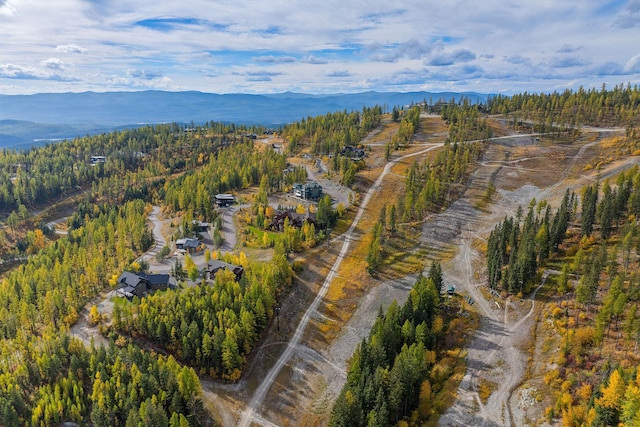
[205,259,244,281]
[340,146,366,161]
[270,209,317,231]
[90,155,106,165]
[115,271,177,299]
[192,220,210,233]
[215,194,235,207]
[175,237,200,252]
[292,181,323,201]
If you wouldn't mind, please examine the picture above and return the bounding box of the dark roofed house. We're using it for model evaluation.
[292,181,323,201]
[192,220,210,233]
[140,272,177,291]
[270,209,317,232]
[205,259,244,281]
[175,237,200,252]
[115,271,177,299]
[215,194,235,207]
[340,146,366,161]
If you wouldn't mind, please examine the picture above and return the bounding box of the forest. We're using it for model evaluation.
[330,264,465,426]
[2,84,640,426]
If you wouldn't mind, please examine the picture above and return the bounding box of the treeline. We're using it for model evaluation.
[114,246,293,381]
[0,121,260,212]
[488,83,640,132]
[330,268,450,426]
[390,106,421,149]
[398,140,484,223]
[282,106,382,155]
[368,122,485,275]
[487,166,640,295]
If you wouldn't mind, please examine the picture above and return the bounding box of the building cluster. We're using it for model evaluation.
[115,182,324,299]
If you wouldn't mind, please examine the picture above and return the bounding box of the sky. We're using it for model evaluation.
[1,0,640,96]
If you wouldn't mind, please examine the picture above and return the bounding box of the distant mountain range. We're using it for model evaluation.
[0,90,489,149]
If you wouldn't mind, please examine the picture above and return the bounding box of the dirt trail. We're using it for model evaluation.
[237,144,443,427]
[70,205,167,347]
[438,129,628,426]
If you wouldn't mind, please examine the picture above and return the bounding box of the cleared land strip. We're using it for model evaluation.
[237,143,443,427]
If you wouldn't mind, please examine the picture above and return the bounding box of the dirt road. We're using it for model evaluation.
[237,144,443,427]
[438,128,627,427]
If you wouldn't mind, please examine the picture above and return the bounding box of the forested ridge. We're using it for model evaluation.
[489,83,640,134]
[0,121,264,212]
[281,106,382,155]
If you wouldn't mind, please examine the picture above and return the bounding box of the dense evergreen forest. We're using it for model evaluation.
[330,266,458,426]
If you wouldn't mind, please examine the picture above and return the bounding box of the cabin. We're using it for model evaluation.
[292,181,323,201]
[205,260,244,281]
[215,194,236,207]
[270,209,317,231]
[175,237,199,252]
[115,271,177,299]
[90,155,106,165]
[192,220,210,233]
[340,146,366,161]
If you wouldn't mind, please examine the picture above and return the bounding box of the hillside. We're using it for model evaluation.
[1,85,640,427]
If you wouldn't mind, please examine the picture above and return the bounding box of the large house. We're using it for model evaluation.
[292,181,323,201]
[115,271,177,299]
[175,237,200,252]
[215,194,235,207]
[340,146,366,161]
[270,209,317,231]
[192,220,210,233]
[205,260,244,281]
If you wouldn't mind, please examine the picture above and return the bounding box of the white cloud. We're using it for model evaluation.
[0,0,16,17]
[0,1,639,95]
[253,55,296,63]
[42,58,65,70]
[56,44,88,54]
[427,49,477,67]
[327,70,351,77]
[127,69,163,80]
[624,53,640,73]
